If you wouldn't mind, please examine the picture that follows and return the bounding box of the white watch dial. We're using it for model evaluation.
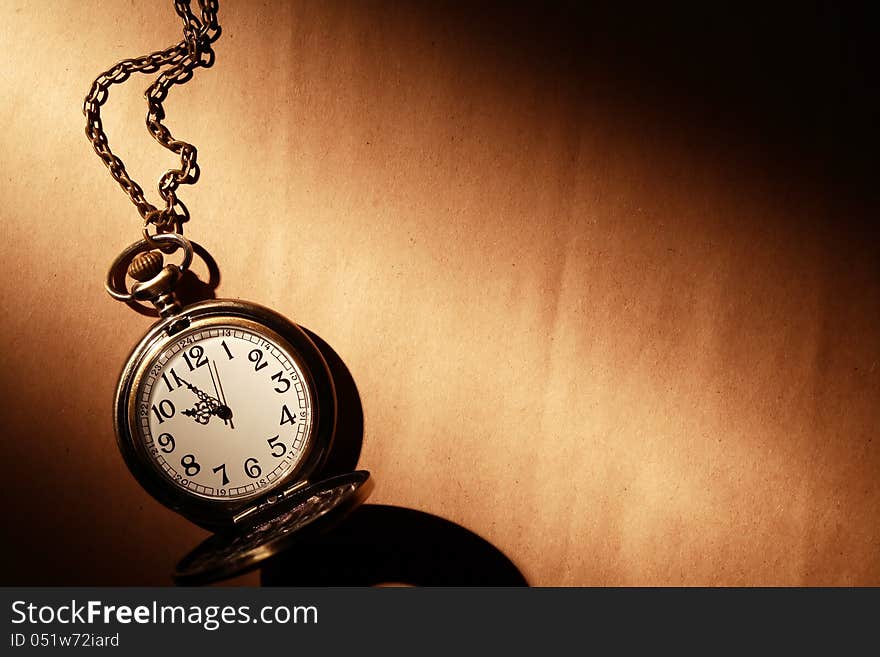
[135,326,314,501]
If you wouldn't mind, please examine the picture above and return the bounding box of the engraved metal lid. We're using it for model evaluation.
[174,471,372,585]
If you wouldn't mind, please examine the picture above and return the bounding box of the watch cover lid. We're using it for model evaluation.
[174,470,372,586]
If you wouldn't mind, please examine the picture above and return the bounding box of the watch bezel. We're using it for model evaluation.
[114,299,336,531]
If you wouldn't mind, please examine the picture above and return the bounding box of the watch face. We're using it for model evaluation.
[134,324,315,501]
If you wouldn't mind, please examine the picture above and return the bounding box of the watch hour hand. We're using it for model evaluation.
[182,400,232,426]
[182,403,214,425]
[177,375,224,425]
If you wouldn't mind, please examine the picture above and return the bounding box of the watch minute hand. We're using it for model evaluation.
[209,360,234,429]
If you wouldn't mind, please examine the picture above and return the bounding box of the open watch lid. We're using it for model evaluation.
[174,470,372,585]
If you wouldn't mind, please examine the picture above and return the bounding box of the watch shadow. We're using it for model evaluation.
[260,504,529,586]
[267,333,524,586]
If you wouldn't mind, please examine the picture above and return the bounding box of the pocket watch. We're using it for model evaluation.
[85,1,371,584]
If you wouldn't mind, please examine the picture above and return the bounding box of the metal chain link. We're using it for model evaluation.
[83,0,220,237]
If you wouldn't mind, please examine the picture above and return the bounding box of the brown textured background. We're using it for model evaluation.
[0,0,877,585]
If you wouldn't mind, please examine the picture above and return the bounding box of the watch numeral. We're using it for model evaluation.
[221,340,235,360]
[244,457,262,479]
[212,463,230,486]
[157,432,175,454]
[271,371,291,393]
[151,400,175,424]
[182,345,208,371]
[267,435,286,458]
[181,454,201,476]
[161,368,184,393]
[280,404,296,426]
[249,349,268,371]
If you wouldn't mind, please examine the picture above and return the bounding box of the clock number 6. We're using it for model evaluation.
[244,457,262,479]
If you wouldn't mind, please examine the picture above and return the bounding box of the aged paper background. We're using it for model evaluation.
[0,1,877,585]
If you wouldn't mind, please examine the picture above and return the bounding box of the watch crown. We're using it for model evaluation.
[128,250,164,282]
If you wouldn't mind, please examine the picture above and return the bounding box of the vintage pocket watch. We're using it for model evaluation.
[86,2,371,584]
[105,231,372,585]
